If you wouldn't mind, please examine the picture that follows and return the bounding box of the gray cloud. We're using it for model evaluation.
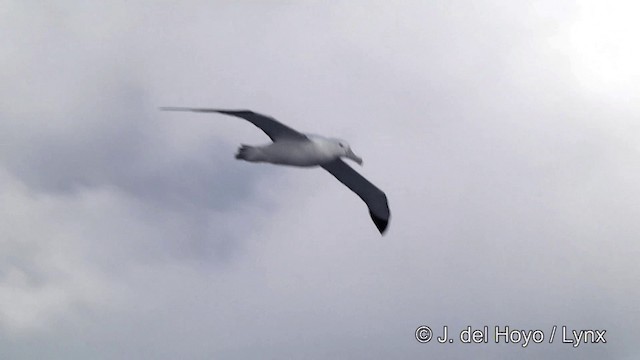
[1,1,638,359]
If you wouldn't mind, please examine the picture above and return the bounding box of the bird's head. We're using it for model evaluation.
[333,139,363,166]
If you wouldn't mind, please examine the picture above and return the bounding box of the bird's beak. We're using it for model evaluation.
[346,149,363,166]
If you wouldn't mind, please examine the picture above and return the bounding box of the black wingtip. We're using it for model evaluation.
[215,109,255,115]
[370,211,389,235]
[159,107,255,115]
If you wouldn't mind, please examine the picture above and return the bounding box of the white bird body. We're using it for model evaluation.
[160,107,389,234]
[240,135,361,167]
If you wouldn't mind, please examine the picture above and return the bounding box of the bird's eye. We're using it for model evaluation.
[339,143,344,148]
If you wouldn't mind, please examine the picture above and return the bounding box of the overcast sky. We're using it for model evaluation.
[1,1,638,358]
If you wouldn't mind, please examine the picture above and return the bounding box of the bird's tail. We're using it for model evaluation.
[235,144,260,162]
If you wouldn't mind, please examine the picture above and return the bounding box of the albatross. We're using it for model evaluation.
[160,107,390,234]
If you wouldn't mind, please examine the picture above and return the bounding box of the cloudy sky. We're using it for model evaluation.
[1,1,638,358]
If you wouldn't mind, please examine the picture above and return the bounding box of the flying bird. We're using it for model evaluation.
[160,107,390,234]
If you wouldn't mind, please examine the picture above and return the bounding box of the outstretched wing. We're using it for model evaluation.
[160,107,307,142]
[321,159,390,235]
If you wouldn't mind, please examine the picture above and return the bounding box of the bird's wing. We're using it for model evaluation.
[160,107,307,142]
[321,159,390,234]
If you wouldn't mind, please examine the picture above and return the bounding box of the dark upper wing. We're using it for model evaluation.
[321,159,390,235]
[160,107,307,142]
